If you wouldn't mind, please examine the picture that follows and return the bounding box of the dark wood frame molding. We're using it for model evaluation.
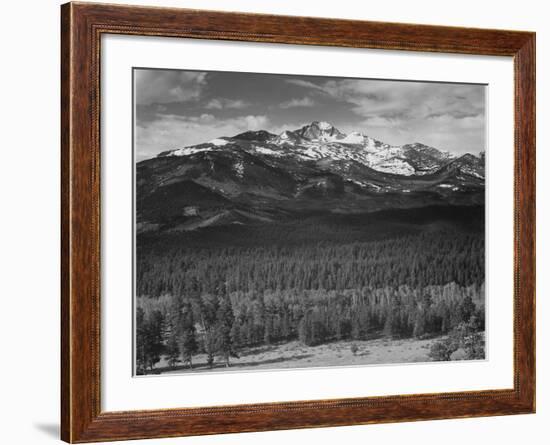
[61,2,536,442]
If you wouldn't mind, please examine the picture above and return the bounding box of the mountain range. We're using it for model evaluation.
[137,121,485,233]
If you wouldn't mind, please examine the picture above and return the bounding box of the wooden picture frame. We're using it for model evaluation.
[61,2,535,442]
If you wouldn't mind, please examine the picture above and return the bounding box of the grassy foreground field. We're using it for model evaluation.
[150,336,447,375]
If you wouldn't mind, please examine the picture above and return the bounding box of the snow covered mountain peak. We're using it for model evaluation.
[155,122,483,179]
[296,121,345,142]
[316,121,334,130]
[402,142,453,160]
[279,130,293,139]
[274,130,304,145]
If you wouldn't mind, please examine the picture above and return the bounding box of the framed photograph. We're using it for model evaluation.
[61,2,535,442]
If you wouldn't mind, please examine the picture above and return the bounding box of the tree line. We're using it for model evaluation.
[136,282,484,374]
[137,230,484,298]
[136,283,237,374]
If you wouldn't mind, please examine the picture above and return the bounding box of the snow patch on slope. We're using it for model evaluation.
[373,159,415,176]
[168,146,213,157]
[254,146,282,156]
[234,161,244,178]
[209,138,229,146]
[339,132,366,144]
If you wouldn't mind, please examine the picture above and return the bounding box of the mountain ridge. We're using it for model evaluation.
[155,121,481,178]
[138,121,484,233]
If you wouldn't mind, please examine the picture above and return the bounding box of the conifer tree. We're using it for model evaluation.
[215,283,238,366]
[135,307,147,374]
[199,293,219,368]
[298,310,313,346]
[136,309,164,372]
[180,302,198,368]
[383,296,402,339]
[165,331,180,368]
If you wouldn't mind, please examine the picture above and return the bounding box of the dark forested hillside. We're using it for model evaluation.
[137,227,483,297]
[135,205,485,374]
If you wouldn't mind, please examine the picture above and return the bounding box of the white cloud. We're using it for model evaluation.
[135,70,207,105]
[240,115,270,129]
[136,114,269,160]
[280,97,315,108]
[427,113,485,129]
[285,79,325,91]
[136,71,486,158]
[266,121,310,136]
[348,108,485,154]
[361,116,405,128]
[205,98,250,110]
[288,77,485,124]
[301,79,486,154]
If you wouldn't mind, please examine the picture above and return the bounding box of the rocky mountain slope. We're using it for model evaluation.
[137,121,484,233]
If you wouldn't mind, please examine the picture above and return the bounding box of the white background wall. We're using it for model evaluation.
[0,0,546,444]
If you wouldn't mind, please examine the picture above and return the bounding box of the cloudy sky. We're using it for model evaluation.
[135,68,486,161]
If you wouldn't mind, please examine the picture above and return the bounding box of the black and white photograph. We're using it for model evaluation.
[134,69,486,376]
